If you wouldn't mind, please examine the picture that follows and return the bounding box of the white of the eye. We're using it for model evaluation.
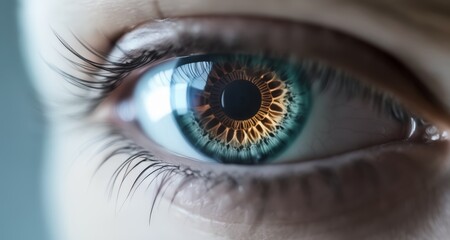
[133,60,211,162]
[277,83,407,163]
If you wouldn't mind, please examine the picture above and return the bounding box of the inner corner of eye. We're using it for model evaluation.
[114,53,439,165]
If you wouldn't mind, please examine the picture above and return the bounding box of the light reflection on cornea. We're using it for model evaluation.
[405,117,448,143]
[406,117,417,139]
[410,117,449,142]
[424,125,449,142]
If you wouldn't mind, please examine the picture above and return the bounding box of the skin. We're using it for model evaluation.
[20,0,450,239]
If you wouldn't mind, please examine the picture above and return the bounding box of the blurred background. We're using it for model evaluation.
[0,0,49,239]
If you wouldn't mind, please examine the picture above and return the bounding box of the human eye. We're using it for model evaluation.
[53,15,450,235]
[22,0,450,233]
[127,51,441,165]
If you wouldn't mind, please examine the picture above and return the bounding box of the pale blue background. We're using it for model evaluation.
[0,0,49,239]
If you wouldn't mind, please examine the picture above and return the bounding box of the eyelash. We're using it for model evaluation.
[86,126,208,223]
[53,29,422,224]
[53,33,169,114]
[55,32,413,123]
[89,126,380,224]
[51,35,214,222]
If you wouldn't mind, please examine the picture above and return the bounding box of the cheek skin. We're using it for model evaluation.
[45,126,216,240]
[44,121,450,240]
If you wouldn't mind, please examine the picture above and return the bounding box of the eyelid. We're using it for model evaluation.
[67,17,450,227]
[101,17,450,128]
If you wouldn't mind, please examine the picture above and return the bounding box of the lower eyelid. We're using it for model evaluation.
[102,129,449,227]
[168,143,444,225]
[68,113,449,240]
[65,17,450,234]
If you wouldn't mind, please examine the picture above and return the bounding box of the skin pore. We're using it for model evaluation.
[20,0,450,240]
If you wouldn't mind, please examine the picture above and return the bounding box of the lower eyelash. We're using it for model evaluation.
[88,129,251,223]
[83,119,450,227]
[88,128,218,222]
[53,31,431,225]
[89,127,388,225]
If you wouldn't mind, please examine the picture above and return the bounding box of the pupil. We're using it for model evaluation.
[220,80,262,120]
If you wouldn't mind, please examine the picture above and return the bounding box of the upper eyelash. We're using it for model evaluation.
[53,34,415,161]
[313,72,414,123]
[52,33,167,114]
[52,30,419,224]
[56,35,414,127]
[52,34,254,224]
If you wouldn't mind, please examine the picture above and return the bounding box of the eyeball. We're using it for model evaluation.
[133,55,310,164]
[130,53,422,165]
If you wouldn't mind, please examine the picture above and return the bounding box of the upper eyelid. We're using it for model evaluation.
[25,0,450,123]
[58,17,450,128]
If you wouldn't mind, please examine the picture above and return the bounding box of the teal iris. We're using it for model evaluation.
[170,54,311,164]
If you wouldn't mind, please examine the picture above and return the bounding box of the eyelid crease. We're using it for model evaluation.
[56,16,450,128]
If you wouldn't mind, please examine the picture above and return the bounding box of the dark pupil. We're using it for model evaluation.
[220,80,262,120]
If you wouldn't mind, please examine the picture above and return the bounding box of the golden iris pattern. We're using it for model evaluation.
[195,65,288,148]
[171,55,310,164]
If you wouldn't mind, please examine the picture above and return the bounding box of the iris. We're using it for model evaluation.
[169,55,311,164]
